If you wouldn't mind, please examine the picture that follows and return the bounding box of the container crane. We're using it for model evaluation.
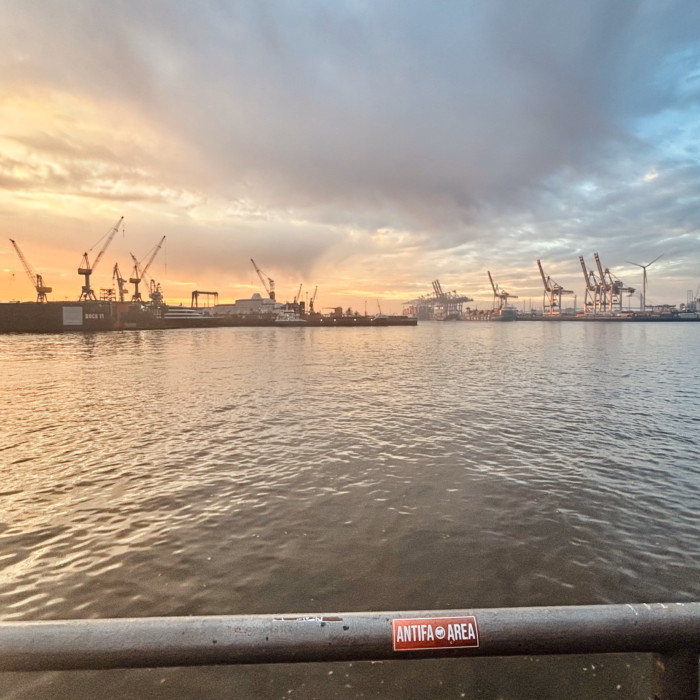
[488,271,517,311]
[537,260,572,315]
[9,239,52,302]
[112,263,128,302]
[250,259,275,301]
[593,253,611,313]
[129,236,166,302]
[429,279,472,319]
[78,216,123,301]
[594,253,635,314]
[579,256,600,314]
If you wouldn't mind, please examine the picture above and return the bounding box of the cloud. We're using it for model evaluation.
[0,0,698,305]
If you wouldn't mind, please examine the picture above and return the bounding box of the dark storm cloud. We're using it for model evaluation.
[0,0,698,286]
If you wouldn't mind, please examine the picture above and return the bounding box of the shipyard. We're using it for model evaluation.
[1,220,415,333]
[3,219,697,334]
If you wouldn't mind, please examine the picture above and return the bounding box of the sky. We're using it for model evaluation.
[0,0,698,311]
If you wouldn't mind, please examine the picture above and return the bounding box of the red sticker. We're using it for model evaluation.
[392,616,479,651]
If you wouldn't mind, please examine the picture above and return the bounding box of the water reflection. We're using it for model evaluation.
[1,323,698,698]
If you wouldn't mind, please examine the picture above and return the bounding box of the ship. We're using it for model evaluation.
[0,300,417,333]
[0,301,120,333]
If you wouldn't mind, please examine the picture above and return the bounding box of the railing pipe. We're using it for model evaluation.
[0,603,698,674]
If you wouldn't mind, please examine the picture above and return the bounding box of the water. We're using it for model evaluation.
[0,323,698,699]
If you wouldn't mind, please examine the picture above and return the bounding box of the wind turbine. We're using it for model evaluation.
[626,254,663,312]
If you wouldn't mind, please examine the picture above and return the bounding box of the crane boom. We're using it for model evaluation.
[579,256,596,291]
[250,259,276,300]
[537,260,550,291]
[487,271,498,295]
[78,216,124,300]
[594,253,609,291]
[10,239,37,288]
[129,253,142,280]
[9,239,52,302]
[128,236,165,302]
[92,217,123,273]
[141,236,166,279]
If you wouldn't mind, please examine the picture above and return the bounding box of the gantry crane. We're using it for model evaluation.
[537,260,573,315]
[430,279,472,318]
[129,236,166,302]
[579,256,600,314]
[487,271,517,311]
[78,216,124,301]
[250,259,275,300]
[9,239,52,302]
[593,253,635,314]
[113,263,128,302]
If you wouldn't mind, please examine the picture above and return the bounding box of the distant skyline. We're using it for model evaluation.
[1,0,698,311]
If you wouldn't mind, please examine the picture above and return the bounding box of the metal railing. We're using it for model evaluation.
[1,603,698,699]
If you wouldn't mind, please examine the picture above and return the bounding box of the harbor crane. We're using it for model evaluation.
[579,256,600,314]
[129,236,166,302]
[488,271,517,311]
[309,286,318,313]
[112,263,128,302]
[429,279,472,319]
[250,259,275,301]
[626,254,663,312]
[9,239,52,302]
[537,260,573,315]
[594,253,635,314]
[293,283,303,304]
[404,281,472,320]
[78,216,123,301]
[191,290,218,308]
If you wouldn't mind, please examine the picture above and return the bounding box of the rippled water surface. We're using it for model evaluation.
[1,323,699,699]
